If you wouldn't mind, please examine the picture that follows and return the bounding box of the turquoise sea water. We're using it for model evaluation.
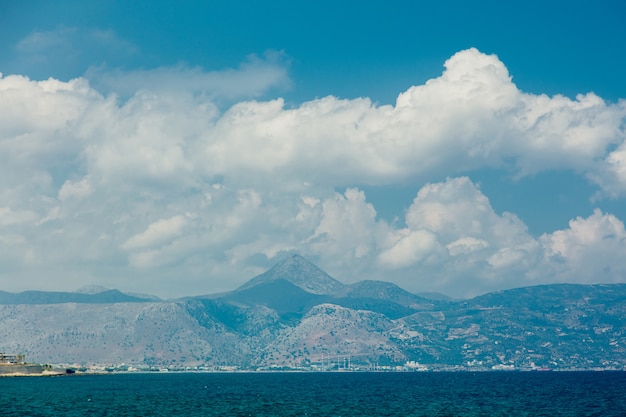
[1,372,625,416]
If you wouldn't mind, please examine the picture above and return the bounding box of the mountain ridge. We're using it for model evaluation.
[1,255,624,371]
[0,289,154,305]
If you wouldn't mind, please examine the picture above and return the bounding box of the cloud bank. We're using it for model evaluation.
[1,48,625,297]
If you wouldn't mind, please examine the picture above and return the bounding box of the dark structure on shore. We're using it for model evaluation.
[0,353,45,375]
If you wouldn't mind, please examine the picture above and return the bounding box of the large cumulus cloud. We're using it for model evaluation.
[1,48,625,297]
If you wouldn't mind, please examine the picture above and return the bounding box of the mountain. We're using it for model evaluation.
[0,289,152,304]
[415,291,454,301]
[225,279,325,321]
[75,285,162,301]
[1,256,625,371]
[74,285,112,294]
[257,303,403,367]
[391,283,626,369]
[0,302,239,367]
[232,260,434,320]
[336,280,437,309]
[236,254,344,295]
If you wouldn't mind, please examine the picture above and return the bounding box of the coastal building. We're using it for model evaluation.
[0,353,47,376]
[0,353,25,364]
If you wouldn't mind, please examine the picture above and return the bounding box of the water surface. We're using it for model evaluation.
[1,371,624,416]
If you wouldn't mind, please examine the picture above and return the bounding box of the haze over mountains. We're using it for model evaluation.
[1,255,624,371]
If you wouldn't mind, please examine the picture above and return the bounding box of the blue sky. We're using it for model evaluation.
[0,0,625,298]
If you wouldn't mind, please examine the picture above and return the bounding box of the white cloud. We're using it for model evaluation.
[58,177,93,201]
[379,229,441,269]
[181,48,623,190]
[16,26,136,57]
[540,209,626,282]
[446,237,490,256]
[308,188,380,262]
[1,48,626,297]
[89,29,138,55]
[0,207,38,226]
[11,27,288,103]
[512,92,625,177]
[15,26,77,54]
[86,50,291,100]
[374,177,541,295]
[591,121,626,198]
[123,215,188,250]
[10,26,138,80]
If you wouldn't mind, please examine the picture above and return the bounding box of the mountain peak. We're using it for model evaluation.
[237,254,344,295]
[74,285,111,295]
[274,254,321,272]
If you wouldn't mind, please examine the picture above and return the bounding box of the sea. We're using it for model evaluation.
[1,371,625,416]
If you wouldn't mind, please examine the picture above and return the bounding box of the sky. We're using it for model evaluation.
[1,0,625,298]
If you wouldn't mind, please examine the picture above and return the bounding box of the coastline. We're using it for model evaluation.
[0,370,66,377]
